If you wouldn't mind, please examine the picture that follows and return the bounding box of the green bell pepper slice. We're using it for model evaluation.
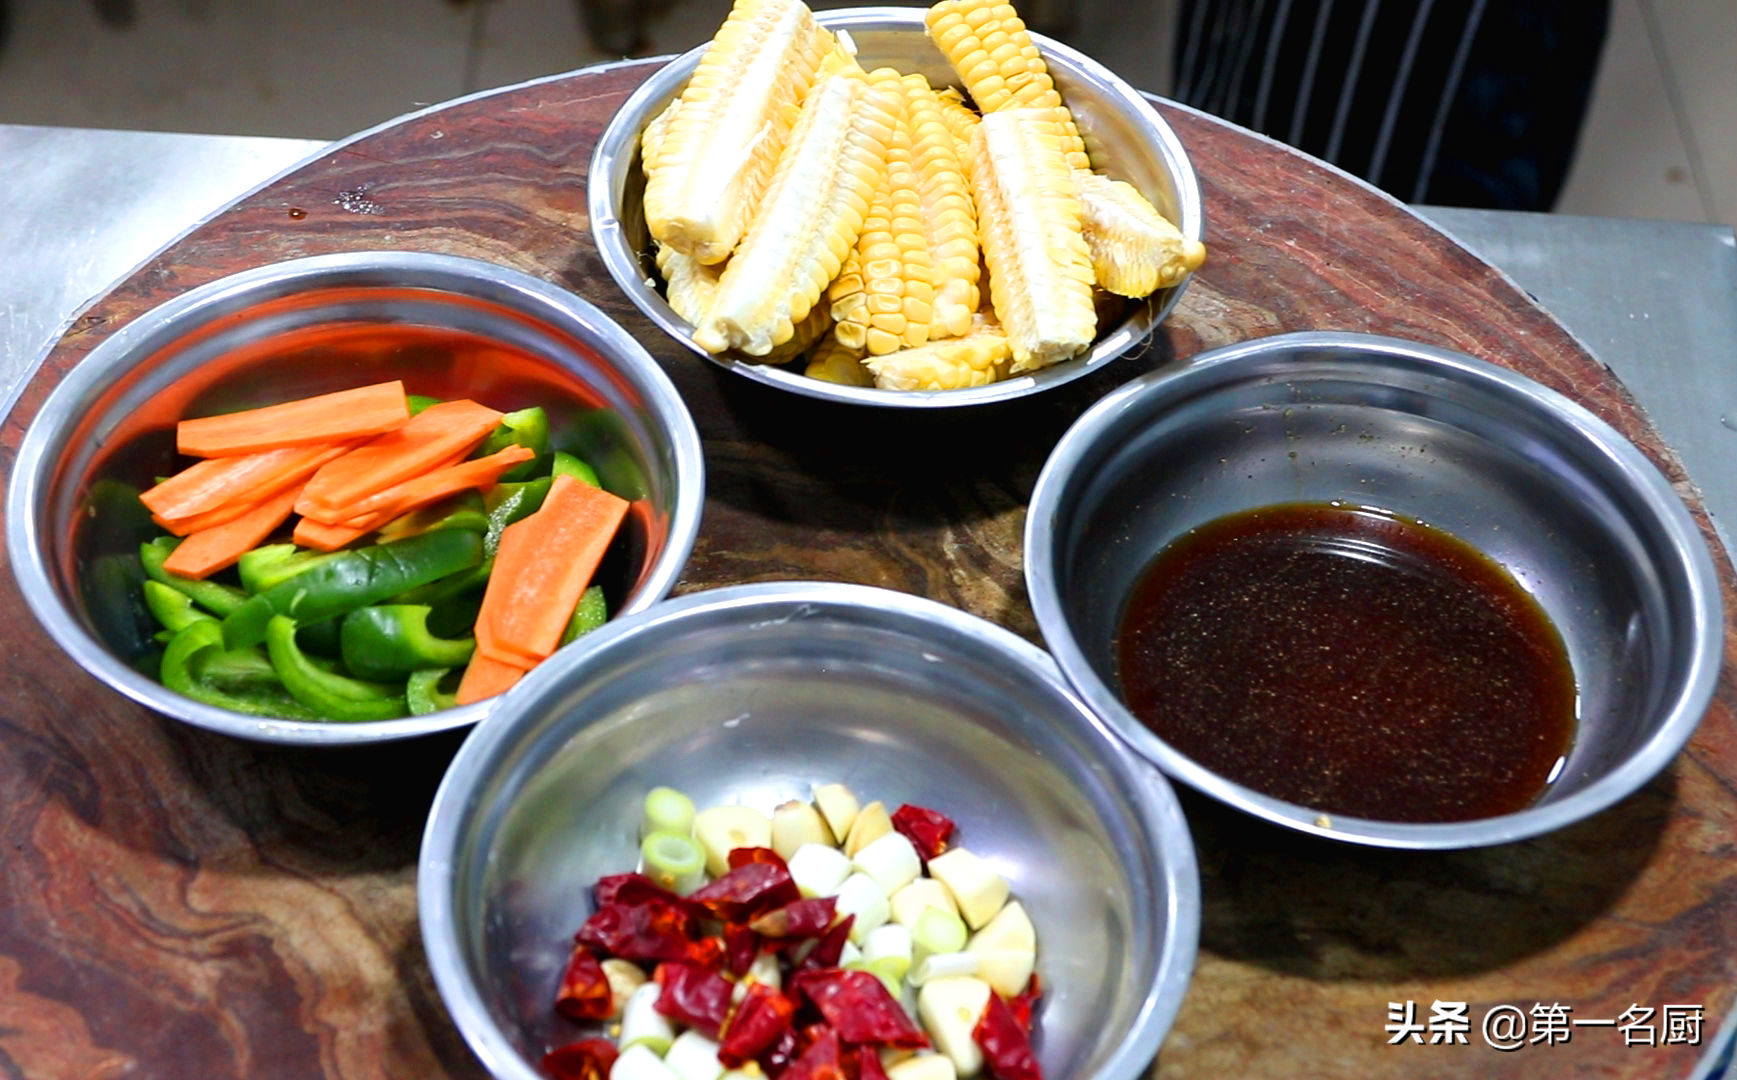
[265,616,408,721]
[296,617,343,658]
[375,491,489,546]
[551,451,601,489]
[87,480,163,667]
[560,586,608,647]
[406,668,461,715]
[483,477,552,556]
[160,622,321,719]
[479,407,549,482]
[141,538,248,616]
[340,605,476,681]
[239,544,334,595]
[90,551,160,674]
[144,580,217,632]
[569,408,649,500]
[392,557,493,607]
[196,643,286,691]
[426,590,484,640]
[221,529,484,650]
[407,394,443,416]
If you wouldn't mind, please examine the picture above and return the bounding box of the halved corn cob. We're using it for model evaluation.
[925,0,1091,170]
[804,330,873,386]
[828,68,936,356]
[646,102,728,328]
[643,0,832,264]
[693,71,896,356]
[968,108,1096,372]
[864,316,1011,390]
[766,301,834,361]
[1074,171,1207,297]
[640,97,682,179]
[656,243,724,326]
[902,74,981,340]
[935,87,982,160]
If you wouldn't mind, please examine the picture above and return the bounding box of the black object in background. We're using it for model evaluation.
[1170,0,1611,212]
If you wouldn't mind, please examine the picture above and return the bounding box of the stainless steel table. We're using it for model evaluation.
[1,120,1733,1078]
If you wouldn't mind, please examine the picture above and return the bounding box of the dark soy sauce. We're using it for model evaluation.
[1116,503,1576,823]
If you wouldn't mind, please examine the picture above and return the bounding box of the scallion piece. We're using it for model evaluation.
[642,785,697,839]
[912,906,968,966]
[641,831,706,895]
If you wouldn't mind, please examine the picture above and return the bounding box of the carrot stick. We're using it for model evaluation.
[296,400,504,518]
[472,517,541,669]
[153,496,265,538]
[328,445,535,525]
[483,474,629,665]
[161,486,301,579]
[291,445,534,549]
[141,442,353,522]
[454,653,527,705]
[292,516,374,553]
[176,381,409,457]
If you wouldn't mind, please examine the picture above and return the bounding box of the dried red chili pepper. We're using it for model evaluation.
[576,900,699,964]
[792,969,930,1049]
[719,982,799,1067]
[1009,973,1043,1033]
[541,1038,618,1080]
[593,873,710,921]
[653,961,735,1038]
[728,846,790,870]
[855,1047,891,1080]
[974,990,1043,1080]
[553,944,613,1021]
[890,804,955,861]
[724,922,761,976]
[759,1027,802,1078]
[593,872,653,907]
[688,934,727,971]
[781,1027,846,1080]
[751,897,838,939]
[690,860,801,922]
[795,914,854,972]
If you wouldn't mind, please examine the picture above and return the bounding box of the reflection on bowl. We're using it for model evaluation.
[419,582,1200,1080]
[1026,331,1723,849]
[588,6,1206,407]
[6,251,704,746]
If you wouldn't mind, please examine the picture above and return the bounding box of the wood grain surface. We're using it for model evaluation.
[1,62,1733,1080]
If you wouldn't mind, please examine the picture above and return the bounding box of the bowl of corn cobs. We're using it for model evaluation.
[589,1,1207,404]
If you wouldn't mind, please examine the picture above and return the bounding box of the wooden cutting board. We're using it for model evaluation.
[0,61,1732,1080]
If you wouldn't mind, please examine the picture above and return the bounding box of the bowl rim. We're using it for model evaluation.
[418,579,1202,1080]
[586,5,1206,408]
[5,250,707,747]
[1024,329,1726,849]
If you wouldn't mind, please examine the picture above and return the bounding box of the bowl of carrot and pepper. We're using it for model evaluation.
[6,251,705,745]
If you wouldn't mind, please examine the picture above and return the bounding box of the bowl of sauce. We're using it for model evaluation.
[1025,331,1723,848]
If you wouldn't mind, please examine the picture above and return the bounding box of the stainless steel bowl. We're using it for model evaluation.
[588,6,1205,407]
[7,251,705,746]
[1025,331,1724,849]
[419,582,1200,1080]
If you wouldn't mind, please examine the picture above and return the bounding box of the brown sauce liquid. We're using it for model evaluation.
[1116,503,1576,823]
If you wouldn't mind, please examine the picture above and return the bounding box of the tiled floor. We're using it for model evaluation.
[2,0,1726,225]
